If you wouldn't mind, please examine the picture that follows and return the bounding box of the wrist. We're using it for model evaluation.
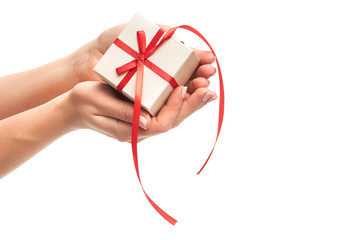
[55,91,81,132]
[69,40,99,85]
[68,45,89,85]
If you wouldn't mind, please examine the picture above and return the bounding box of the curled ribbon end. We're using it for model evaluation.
[197,158,209,175]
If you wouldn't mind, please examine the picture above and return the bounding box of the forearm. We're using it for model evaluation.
[0,92,75,178]
[0,53,79,119]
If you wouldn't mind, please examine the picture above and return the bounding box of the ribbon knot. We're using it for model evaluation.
[115,30,147,76]
[137,53,145,62]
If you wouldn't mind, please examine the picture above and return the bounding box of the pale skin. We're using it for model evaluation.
[0,24,217,179]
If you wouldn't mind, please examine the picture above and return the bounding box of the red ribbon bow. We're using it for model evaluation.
[114,28,179,92]
[113,25,224,226]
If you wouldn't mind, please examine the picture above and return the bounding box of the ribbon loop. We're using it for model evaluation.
[137,30,146,55]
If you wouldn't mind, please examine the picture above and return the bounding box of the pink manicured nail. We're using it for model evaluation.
[139,116,147,130]
[202,92,214,103]
[181,86,188,100]
[207,96,217,103]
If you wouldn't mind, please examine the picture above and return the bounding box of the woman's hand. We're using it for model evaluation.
[64,80,217,143]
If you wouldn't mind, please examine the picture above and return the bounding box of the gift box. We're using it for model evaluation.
[93,13,200,116]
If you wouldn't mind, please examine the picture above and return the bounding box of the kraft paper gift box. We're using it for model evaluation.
[93,13,200,116]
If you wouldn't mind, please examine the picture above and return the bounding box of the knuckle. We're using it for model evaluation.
[117,136,129,142]
[172,120,181,129]
[160,123,172,133]
[152,122,171,135]
[115,134,129,143]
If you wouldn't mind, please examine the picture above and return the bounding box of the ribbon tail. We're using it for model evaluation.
[197,58,224,174]
[116,60,137,75]
[116,68,137,93]
[143,189,177,225]
[131,64,143,181]
[169,25,224,174]
[131,61,177,225]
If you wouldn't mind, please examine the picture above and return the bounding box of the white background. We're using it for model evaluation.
[1,0,360,239]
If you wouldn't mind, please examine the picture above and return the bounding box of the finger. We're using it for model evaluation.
[173,88,217,127]
[192,49,216,65]
[97,24,126,54]
[90,115,133,142]
[186,77,210,94]
[148,86,185,134]
[92,84,151,126]
[192,64,216,79]
[90,114,151,142]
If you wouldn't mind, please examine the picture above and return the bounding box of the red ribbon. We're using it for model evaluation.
[113,25,224,225]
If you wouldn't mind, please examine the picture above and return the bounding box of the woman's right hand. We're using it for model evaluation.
[63,81,217,143]
[64,81,147,142]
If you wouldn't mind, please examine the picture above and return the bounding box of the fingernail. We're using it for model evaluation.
[211,67,217,76]
[211,54,216,62]
[207,96,217,103]
[202,92,215,103]
[139,116,147,130]
[181,86,188,100]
